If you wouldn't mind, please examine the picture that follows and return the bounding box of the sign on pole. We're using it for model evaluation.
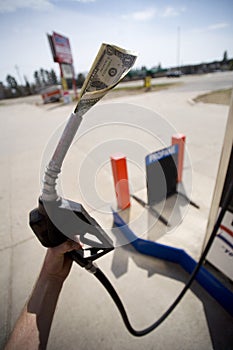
[48,32,73,64]
[61,63,73,79]
[47,31,77,99]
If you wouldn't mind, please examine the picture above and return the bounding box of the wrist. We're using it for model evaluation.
[28,272,64,316]
[39,269,66,285]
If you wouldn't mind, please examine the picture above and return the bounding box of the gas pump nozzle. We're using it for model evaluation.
[29,197,114,269]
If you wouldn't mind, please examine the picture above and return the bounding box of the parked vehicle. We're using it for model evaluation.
[41,85,62,103]
[166,70,182,78]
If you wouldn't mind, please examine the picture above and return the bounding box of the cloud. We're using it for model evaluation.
[122,8,156,21]
[192,22,230,33]
[122,5,185,21]
[73,0,96,2]
[207,22,229,30]
[0,0,54,13]
[161,6,186,18]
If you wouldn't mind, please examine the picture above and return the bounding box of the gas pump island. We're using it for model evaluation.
[29,43,233,336]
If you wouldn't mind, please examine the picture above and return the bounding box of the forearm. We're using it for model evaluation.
[5,272,64,350]
[5,241,81,350]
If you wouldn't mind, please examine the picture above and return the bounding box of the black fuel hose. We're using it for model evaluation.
[93,181,233,336]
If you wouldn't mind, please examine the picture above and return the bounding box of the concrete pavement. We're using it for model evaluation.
[0,72,233,349]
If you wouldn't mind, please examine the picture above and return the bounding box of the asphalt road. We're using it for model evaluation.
[170,71,233,92]
[119,71,233,93]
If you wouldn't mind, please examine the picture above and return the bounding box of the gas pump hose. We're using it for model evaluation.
[92,181,233,336]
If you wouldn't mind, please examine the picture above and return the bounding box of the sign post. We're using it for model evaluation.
[110,153,130,210]
[47,32,78,100]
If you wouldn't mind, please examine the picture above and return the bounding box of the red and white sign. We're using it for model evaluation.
[52,32,73,64]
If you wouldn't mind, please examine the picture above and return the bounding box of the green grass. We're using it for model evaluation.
[194,88,232,106]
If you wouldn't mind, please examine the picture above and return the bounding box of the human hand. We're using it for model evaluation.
[40,240,83,283]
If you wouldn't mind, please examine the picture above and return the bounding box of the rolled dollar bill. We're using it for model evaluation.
[74,43,138,116]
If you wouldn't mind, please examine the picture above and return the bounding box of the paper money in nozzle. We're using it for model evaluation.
[42,43,137,201]
[74,43,138,117]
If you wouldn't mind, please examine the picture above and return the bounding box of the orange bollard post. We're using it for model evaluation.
[110,153,130,210]
[172,134,186,182]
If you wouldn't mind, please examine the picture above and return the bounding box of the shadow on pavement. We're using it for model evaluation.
[111,229,233,349]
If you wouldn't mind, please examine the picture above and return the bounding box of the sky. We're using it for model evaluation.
[0,0,233,85]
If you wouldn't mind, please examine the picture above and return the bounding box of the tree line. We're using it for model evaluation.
[0,68,59,99]
[0,68,86,100]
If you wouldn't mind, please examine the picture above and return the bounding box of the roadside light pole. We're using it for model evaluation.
[177,26,180,70]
